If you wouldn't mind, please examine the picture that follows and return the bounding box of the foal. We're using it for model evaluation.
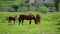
[8,16,16,24]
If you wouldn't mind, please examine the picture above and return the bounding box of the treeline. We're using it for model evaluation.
[0,0,60,12]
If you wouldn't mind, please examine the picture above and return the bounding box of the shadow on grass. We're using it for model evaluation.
[7,23,15,26]
[56,23,60,25]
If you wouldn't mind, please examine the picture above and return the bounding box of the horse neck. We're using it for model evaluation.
[18,16,21,20]
[32,15,35,20]
[32,15,37,24]
[33,17,37,24]
[33,17,36,21]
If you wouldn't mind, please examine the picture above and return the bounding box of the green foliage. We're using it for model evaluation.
[44,3,54,7]
[11,4,19,12]
[54,0,59,11]
[0,0,15,1]
[36,5,49,14]
[0,0,23,6]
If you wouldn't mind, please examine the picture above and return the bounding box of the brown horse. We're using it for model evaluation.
[8,16,16,24]
[36,13,41,24]
[18,14,38,25]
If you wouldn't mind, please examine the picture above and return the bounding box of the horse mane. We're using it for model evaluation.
[18,15,21,20]
[32,15,36,20]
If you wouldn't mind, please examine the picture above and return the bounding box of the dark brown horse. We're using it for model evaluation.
[18,14,38,25]
[8,16,16,24]
[36,13,41,24]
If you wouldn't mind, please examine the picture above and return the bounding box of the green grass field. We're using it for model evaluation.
[0,11,60,34]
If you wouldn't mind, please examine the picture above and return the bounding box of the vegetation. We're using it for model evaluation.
[11,4,19,12]
[0,0,15,1]
[36,5,49,14]
[0,0,60,34]
[0,11,60,34]
[54,0,59,11]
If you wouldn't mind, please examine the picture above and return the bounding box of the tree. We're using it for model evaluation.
[12,5,19,12]
[27,4,30,11]
[54,0,59,11]
[25,0,29,3]
[20,3,25,11]
[25,3,30,11]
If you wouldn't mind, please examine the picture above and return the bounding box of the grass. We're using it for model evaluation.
[0,11,60,34]
[0,0,24,6]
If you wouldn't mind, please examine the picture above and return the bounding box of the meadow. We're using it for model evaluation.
[0,11,60,34]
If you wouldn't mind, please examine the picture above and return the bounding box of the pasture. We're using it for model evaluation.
[0,11,60,34]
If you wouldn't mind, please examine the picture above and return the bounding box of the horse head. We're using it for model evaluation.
[35,13,41,24]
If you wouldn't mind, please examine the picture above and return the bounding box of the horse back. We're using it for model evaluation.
[9,16,16,20]
[19,14,34,20]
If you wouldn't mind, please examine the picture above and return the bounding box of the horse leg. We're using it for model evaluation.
[22,19,24,25]
[29,20,31,25]
[39,19,40,24]
[8,20,11,24]
[18,19,21,25]
[14,20,15,24]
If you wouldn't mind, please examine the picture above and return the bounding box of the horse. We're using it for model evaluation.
[36,13,41,24]
[7,16,16,24]
[18,14,38,25]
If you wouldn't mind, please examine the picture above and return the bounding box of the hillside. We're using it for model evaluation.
[0,0,24,6]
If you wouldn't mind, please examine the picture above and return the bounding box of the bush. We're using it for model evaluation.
[44,3,54,7]
[36,5,49,14]
[11,4,19,12]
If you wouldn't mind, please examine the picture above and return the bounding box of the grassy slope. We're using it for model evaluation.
[0,0,23,6]
[0,11,60,34]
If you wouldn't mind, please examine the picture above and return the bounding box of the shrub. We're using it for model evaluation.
[11,4,19,12]
[36,5,49,14]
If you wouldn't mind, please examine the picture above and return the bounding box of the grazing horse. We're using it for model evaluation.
[18,14,38,25]
[36,13,41,24]
[8,16,16,24]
